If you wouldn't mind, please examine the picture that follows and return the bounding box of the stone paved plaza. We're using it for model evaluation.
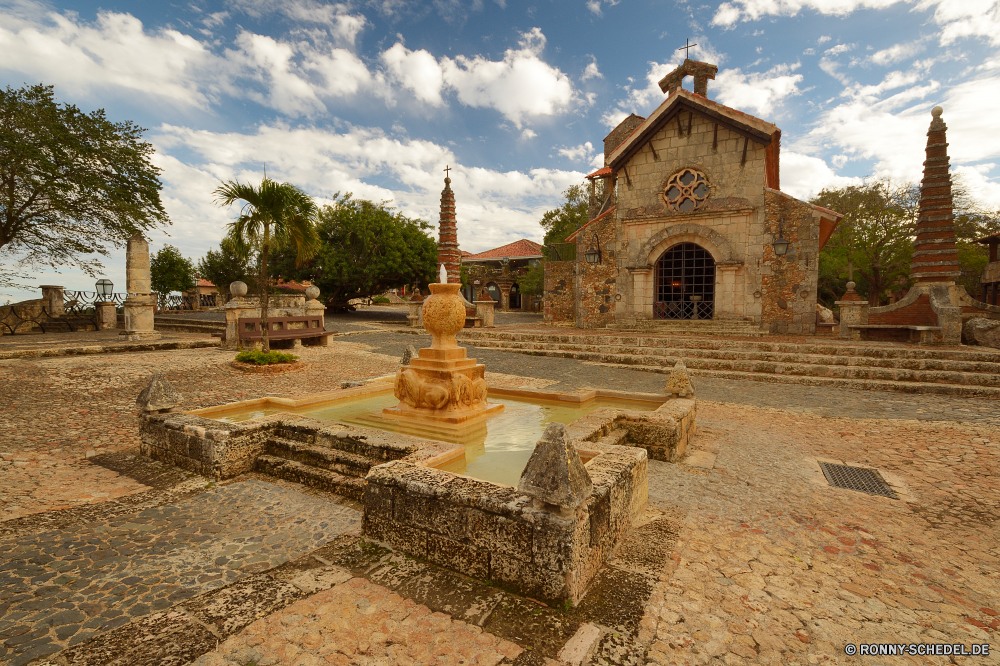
[1,328,998,665]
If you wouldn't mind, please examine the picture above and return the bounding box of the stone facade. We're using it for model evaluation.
[543,261,575,324]
[545,60,842,333]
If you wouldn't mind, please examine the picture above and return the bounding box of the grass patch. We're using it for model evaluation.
[235,349,299,365]
[372,295,391,303]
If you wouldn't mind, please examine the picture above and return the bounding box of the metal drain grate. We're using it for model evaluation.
[819,462,898,499]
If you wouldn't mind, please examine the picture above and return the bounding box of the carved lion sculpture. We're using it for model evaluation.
[472,377,488,403]
[452,373,474,405]
[394,368,451,410]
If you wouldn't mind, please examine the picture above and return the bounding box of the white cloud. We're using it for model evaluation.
[600,60,677,126]
[440,28,575,127]
[954,164,1000,209]
[817,35,832,44]
[227,0,367,47]
[150,122,585,256]
[558,142,595,161]
[0,6,229,108]
[824,43,853,55]
[780,151,859,200]
[520,128,538,140]
[586,0,602,15]
[870,40,925,65]
[711,0,1000,47]
[713,63,804,116]
[582,58,603,81]
[381,42,445,105]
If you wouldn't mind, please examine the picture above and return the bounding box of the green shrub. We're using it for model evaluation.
[235,350,299,365]
[372,295,391,303]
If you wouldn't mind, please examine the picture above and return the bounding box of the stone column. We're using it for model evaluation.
[187,287,203,311]
[120,234,161,341]
[39,285,64,316]
[836,282,867,340]
[224,281,249,350]
[475,295,495,327]
[304,285,332,346]
[96,302,118,330]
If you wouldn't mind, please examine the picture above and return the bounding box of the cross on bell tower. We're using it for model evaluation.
[677,38,698,60]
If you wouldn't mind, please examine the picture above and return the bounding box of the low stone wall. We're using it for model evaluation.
[138,412,451,479]
[566,399,696,462]
[363,440,647,605]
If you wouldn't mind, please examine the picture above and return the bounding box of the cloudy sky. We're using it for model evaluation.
[1,0,999,300]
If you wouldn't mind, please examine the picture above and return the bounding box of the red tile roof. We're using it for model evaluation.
[461,250,474,257]
[197,278,216,288]
[463,239,544,261]
[586,166,612,179]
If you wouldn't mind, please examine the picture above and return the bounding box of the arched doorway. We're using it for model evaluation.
[485,282,501,303]
[509,283,521,310]
[654,243,715,320]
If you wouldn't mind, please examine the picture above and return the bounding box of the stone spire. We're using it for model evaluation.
[910,106,961,284]
[437,167,462,285]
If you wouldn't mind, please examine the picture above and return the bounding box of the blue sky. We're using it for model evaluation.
[2,0,999,300]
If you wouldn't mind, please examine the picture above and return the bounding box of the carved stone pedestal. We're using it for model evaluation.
[383,282,503,427]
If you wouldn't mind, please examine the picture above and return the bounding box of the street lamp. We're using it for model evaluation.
[584,234,602,264]
[95,278,114,301]
[772,219,789,257]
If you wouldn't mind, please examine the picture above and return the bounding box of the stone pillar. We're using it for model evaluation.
[96,302,118,330]
[836,282,867,340]
[224,281,249,350]
[187,287,203,312]
[304,285,332,346]
[475,297,495,328]
[119,234,161,341]
[40,285,64,316]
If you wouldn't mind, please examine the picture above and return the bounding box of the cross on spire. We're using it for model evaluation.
[677,38,697,60]
[444,165,451,177]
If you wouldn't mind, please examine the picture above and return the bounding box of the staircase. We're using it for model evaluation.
[457,329,1000,397]
[609,318,765,337]
[254,425,389,500]
[153,317,226,335]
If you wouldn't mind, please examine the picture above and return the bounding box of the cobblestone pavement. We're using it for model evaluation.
[641,401,1000,666]
[190,577,523,666]
[0,479,359,665]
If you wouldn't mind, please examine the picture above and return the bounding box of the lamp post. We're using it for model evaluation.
[772,220,789,257]
[95,278,114,302]
[584,234,602,264]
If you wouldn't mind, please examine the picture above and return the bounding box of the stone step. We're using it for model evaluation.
[463,339,1000,393]
[595,362,1000,398]
[466,338,1000,375]
[265,436,374,477]
[457,330,1000,363]
[151,319,225,334]
[254,455,366,500]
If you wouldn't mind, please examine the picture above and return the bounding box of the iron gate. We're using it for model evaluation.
[654,243,715,320]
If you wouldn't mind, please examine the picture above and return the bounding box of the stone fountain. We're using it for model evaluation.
[383,265,504,427]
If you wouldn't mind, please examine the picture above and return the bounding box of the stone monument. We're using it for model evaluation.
[119,234,160,341]
[384,264,503,427]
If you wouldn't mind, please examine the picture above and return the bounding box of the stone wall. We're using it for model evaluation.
[566,399,696,462]
[544,261,575,324]
[759,190,820,334]
[363,442,647,605]
[574,212,617,328]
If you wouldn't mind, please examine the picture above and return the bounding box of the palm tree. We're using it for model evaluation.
[214,176,319,352]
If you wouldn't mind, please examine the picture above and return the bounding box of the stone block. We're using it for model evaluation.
[427,534,489,580]
[466,508,533,560]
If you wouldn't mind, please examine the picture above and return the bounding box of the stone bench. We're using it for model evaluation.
[847,324,942,344]
[238,316,335,347]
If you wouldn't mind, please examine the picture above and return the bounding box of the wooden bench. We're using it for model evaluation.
[237,316,335,347]
[847,324,941,344]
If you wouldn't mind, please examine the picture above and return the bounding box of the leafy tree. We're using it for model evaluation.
[812,179,918,306]
[270,195,437,310]
[214,176,318,352]
[0,84,168,287]
[150,245,195,295]
[197,237,254,297]
[539,184,588,260]
[519,261,544,296]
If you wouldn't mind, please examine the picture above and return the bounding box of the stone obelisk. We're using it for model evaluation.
[120,234,161,341]
[910,106,961,284]
[438,166,462,286]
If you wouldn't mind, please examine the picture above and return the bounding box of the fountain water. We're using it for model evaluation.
[382,265,504,428]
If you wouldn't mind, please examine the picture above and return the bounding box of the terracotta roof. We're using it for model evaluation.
[463,239,544,261]
[274,279,312,291]
[197,278,216,288]
[976,232,1000,244]
[565,206,617,243]
[461,250,474,256]
[607,88,780,170]
[585,166,612,179]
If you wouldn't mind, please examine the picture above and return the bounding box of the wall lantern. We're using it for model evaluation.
[584,234,602,264]
[95,278,114,300]
[500,256,510,266]
[772,219,789,257]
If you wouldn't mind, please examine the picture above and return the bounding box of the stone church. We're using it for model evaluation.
[545,59,843,334]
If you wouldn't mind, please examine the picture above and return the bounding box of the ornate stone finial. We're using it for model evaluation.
[136,373,183,413]
[305,285,320,301]
[664,359,695,398]
[230,281,248,298]
[518,423,593,511]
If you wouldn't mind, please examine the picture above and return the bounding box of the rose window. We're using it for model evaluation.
[663,169,710,213]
